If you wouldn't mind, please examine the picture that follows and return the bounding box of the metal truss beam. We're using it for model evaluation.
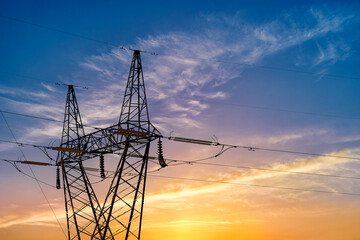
[57,50,160,240]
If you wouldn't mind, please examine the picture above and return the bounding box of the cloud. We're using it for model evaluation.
[74,7,355,131]
[1,147,358,230]
[147,147,360,203]
[1,7,354,138]
[0,86,50,99]
[144,219,234,229]
[41,83,57,93]
[247,128,328,146]
[0,207,65,229]
[313,41,350,66]
[153,115,203,131]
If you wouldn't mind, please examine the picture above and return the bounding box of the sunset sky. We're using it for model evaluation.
[1,1,360,239]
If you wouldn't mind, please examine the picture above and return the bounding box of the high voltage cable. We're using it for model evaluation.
[164,158,360,180]
[1,157,359,197]
[110,171,360,196]
[0,139,58,149]
[2,93,360,123]
[148,174,360,196]
[203,100,360,120]
[152,53,360,80]
[1,14,360,81]
[0,113,67,238]
[0,109,103,129]
[0,15,111,45]
[0,159,57,187]
[168,136,360,161]
[0,158,55,166]
[1,136,360,162]
[0,109,64,123]
[2,155,359,182]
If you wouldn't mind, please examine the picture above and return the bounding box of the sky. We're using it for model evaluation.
[0,0,360,239]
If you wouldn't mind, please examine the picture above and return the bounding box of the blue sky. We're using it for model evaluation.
[1,1,360,239]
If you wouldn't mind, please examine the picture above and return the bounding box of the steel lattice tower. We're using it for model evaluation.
[56,50,161,240]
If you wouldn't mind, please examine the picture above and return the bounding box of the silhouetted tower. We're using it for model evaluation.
[56,85,104,240]
[56,50,162,240]
[97,50,160,240]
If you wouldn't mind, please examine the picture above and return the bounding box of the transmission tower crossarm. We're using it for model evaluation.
[52,147,86,153]
[54,123,160,163]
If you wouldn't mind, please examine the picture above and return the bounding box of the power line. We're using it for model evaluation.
[203,100,360,120]
[0,113,67,238]
[0,15,154,54]
[1,14,360,81]
[0,15,111,45]
[0,158,55,166]
[0,139,56,149]
[2,154,359,182]
[164,158,360,180]
[67,161,360,196]
[167,136,360,161]
[0,159,57,188]
[154,52,360,80]
[2,91,359,124]
[1,136,360,162]
[0,109,64,123]
[148,174,360,196]
[2,151,358,198]
[0,109,103,129]
[0,104,357,172]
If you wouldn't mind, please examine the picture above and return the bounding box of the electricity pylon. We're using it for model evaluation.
[55,50,162,240]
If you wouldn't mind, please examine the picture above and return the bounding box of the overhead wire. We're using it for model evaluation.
[0,112,67,239]
[2,152,360,197]
[1,136,360,162]
[0,109,104,130]
[147,174,360,196]
[1,159,58,188]
[0,139,56,149]
[164,158,360,180]
[202,100,360,120]
[166,136,360,161]
[2,99,359,137]
[1,14,360,81]
[2,154,358,181]
[76,160,360,196]
[0,15,111,45]
[2,157,359,196]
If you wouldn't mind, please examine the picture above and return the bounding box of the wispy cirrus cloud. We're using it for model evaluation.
[0,7,356,151]
[0,85,50,99]
[148,148,360,204]
[77,7,356,131]
[313,41,350,66]
[245,128,328,146]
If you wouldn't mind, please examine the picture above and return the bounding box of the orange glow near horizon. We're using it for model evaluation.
[1,149,359,240]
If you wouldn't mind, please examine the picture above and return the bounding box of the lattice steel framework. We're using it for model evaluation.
[56,50,161,240]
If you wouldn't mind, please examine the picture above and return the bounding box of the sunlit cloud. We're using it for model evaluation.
[0,85,50,99]
[144,219,234,228]
[41,83,57,93]
[246,128,328,146]
[1,147,358,231]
